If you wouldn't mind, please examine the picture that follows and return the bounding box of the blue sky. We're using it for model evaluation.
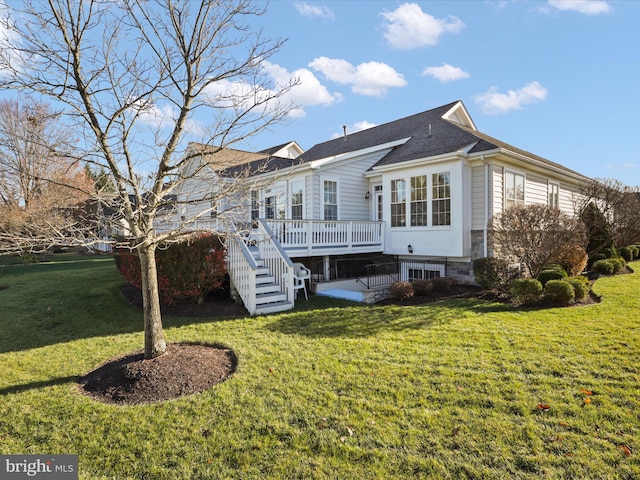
[240,0,640,186]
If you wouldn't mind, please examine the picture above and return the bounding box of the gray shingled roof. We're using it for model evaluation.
[296,101,500,167]
[224,101,586,178]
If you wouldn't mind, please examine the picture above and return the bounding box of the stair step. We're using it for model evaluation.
[255,291,287,305]
[255,300,293,315]
[256,274,275,285]
[256,283,281,294]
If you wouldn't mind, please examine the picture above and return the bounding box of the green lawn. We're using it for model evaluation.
[0,254,638,479]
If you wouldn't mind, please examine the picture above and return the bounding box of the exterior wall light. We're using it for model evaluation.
[407,244,413,254]
[364,191,370,200]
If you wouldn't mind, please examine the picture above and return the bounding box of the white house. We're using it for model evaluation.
[174,100,590,314]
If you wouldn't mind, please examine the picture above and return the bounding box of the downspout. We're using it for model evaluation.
[482,155,489,258]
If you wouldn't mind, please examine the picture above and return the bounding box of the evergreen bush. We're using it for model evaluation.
[473,257,519,291]
[509,278,543,306]
[537,267,567,286]
[544,279,575,306]
[566,277,589,301]
[619,246,633,262]
[592,259,615,275]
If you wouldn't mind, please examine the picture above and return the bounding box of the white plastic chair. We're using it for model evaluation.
[292,262,310,300]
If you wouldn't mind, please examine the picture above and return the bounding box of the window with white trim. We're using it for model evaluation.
[323,180,338,220]
[408,268,441,281]
[410,175,428,226]
[548,183,559,209]
[290,180,304,219]
[432,172,451,226]
[391,179,406,227]
[250,190,259,220]
[505,171,525,209]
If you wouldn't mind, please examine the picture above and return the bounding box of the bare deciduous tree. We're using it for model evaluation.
[576,178,640,251]
[489,204,586,278]
[0,98,94,255]
[0,0,296,358]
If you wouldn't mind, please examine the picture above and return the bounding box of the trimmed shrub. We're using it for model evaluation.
[431,277,455,293]
[412,279,433,297]
[509,278,543,306]
[588,252,607,270]
[549,244,589,277]
[473,257,519,291]
[565,277,589,301]
[114,232,227,305]
[620,246,633,262]
[389,281,414,301]
[592,259,615,275]
[610,257,626,273]
[603,246,619,259]
[537,268,567,286]
[633,245,640,260]
[544,279,575,306]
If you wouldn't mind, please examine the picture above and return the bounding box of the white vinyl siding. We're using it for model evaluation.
[311,148,392,220]
[471,165,486,230]
[525,174,548,205]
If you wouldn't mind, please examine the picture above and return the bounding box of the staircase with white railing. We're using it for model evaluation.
[227,220,295,315]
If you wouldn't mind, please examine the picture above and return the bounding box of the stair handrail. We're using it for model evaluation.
[227,227,258,315]
[256,219,295,304]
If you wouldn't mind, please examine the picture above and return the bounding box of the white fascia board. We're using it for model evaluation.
[309,137,412,170]
[249,162,314,182]
[497,148,590,183]
[442,101,477,131]
[370,150,467,174]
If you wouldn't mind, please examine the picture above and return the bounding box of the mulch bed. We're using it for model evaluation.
[78,343,237,405]
[78,285,245,405]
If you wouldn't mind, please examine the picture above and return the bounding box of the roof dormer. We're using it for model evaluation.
[442,100,477,131]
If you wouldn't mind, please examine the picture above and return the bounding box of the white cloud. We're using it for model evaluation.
[309,57,407,97]
[474,81,548,115]
[263,61,341,117]
[380,3,465,50]
[202,62,340,119]
[606,162,637,170]
[548,0,611,15]
[294,2,335,19]
[331,120,377,139]
[422,63,470,83]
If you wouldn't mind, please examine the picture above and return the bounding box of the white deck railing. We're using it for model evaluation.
[264,219,384,255]
[227,220,294,315]
[227,232,259,315]
[254,220,295,302]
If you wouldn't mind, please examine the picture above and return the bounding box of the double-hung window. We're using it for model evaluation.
[505,171,525,209]
[290,180,304,220]
[391,179,406,227]
[323,180,338,220]
[432,172,451,226]
[410,175,428,226]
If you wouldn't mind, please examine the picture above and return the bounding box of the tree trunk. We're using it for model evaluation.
[138,244,167,359]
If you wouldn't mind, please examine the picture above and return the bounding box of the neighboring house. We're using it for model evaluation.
[172,100,590,314]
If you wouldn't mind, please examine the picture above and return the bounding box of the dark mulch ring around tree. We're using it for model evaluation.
[78,343,237,406]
